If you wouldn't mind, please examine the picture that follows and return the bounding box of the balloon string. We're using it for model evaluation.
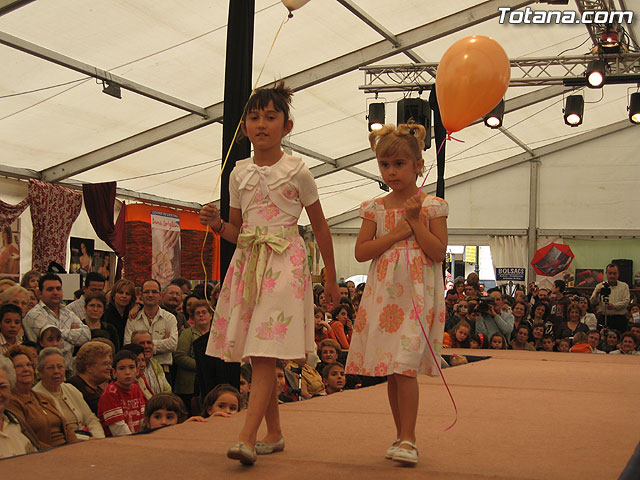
[200,13,290,312]
[409,137,458,430]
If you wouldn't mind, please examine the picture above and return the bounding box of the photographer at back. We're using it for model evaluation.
[474,293,513,342]
[590,263,630,334]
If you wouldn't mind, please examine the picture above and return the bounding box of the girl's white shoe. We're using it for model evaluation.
[385,439,401,459]
[392,441,419,466]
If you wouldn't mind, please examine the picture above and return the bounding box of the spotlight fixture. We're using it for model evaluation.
[483,99,504,129]
[629,92,640,124]
[368,102,385,131]
[600,27,620,53]
[102,81,122,99]
[397,97,431,149]
[585,60,606,88]
[563,95,584,127]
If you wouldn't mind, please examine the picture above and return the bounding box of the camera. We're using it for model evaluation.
[476,296,495,315]
[600,282,611,299]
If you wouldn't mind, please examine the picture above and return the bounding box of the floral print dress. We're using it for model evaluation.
[346,196,448,377]
[206,155,317,363]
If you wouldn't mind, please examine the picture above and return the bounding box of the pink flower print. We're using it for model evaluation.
[258,203,280,220]
[410,256,424,283]
[379,304,404,333]
[353,307,367,333]
[273,321,288,339]
[346,352,364,374]
[214,334,230,352]
[220,283,231,303]
[213,316,228,333]
[289,245,306,267]
[234,280,246,305]
[401,369,417,377]
[389,249,400,263]
[241,309,253,334]
[376,257,389,281]
[384,211,395,232]
[363,284,373,299]
[256,323,274,340]
[262,276,276,294]
[281,184,298,201]
[373,361,388,376]
[409,303,423,322]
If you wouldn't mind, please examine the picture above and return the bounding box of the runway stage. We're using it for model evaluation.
[4,349,639,479]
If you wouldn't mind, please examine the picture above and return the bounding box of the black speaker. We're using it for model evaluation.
[397,98,431,150]
[612,259,633,286]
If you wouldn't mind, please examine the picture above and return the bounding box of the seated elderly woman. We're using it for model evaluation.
[33,347,105,439]
[6,345,77,448]
[0,356,40,458]
[67,341,113,416]
[1,284,31,318]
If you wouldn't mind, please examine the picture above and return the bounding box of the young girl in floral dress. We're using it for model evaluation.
[199,82,339,465]
[346,123,448,466]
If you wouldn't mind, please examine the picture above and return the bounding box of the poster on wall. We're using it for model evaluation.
[92,250,115,285]
[0,219,20,281]
[69,237,95,274]
[151,210,181,288]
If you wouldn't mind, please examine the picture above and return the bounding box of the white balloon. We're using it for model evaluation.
[281,0,311,12]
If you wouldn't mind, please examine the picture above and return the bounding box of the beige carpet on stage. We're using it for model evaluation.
[3,350,639,479]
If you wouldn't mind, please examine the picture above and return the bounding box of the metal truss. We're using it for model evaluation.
[359,52,640,93]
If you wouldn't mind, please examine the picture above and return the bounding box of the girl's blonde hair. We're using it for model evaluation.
[369,122,427,176]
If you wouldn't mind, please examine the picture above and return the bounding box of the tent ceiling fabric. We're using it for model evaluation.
[0,0,636,223]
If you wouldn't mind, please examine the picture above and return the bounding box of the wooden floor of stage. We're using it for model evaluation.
[3,349,639,479]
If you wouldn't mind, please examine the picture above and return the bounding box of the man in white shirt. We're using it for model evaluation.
[124,279,178,373]
[66,272,106,321]
[23,273,91,366]
[590,263,630,333]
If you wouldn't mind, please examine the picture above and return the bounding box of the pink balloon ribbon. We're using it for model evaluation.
[408,135,461,430]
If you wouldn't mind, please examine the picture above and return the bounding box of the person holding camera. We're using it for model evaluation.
[590,263,630,334]
[474,294,513,342]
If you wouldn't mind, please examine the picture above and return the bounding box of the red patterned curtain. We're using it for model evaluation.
[28,179,83,272]
[0,197,29,229]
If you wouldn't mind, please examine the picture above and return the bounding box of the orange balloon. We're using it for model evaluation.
[435,36,510,133]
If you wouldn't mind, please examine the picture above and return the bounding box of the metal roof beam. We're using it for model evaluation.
[39,0,534,183]
[0,0,34,16]
[0,164,203,210]
[0,32,208,118]
[325,119,634,227]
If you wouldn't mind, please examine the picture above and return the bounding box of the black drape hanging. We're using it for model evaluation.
[220,1,254,281]
[429,88,446,200]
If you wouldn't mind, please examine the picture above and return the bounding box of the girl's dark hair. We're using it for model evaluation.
[242,80,294,124]
[531,302,550,321]
[182,294,199,318]
[201,384,241,418]
[141,393,188,432]
[331,304,354,320]
[489,333,507,349]
[469,333,483,348]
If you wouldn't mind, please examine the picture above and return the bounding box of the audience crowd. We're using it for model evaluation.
[1,261,639,459]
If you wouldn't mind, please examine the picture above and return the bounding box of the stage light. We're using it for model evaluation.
[585,60,606,88]
[483,99,504,129]
[396,97,431,149]
[600,28,620,53]
[102,81,122,99]
[563,95,584,127]
[629,92,640,124]
[368,102,385,131]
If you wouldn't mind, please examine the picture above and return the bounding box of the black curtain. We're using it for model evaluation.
[429,88,446,200]
[220,1,254,281]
